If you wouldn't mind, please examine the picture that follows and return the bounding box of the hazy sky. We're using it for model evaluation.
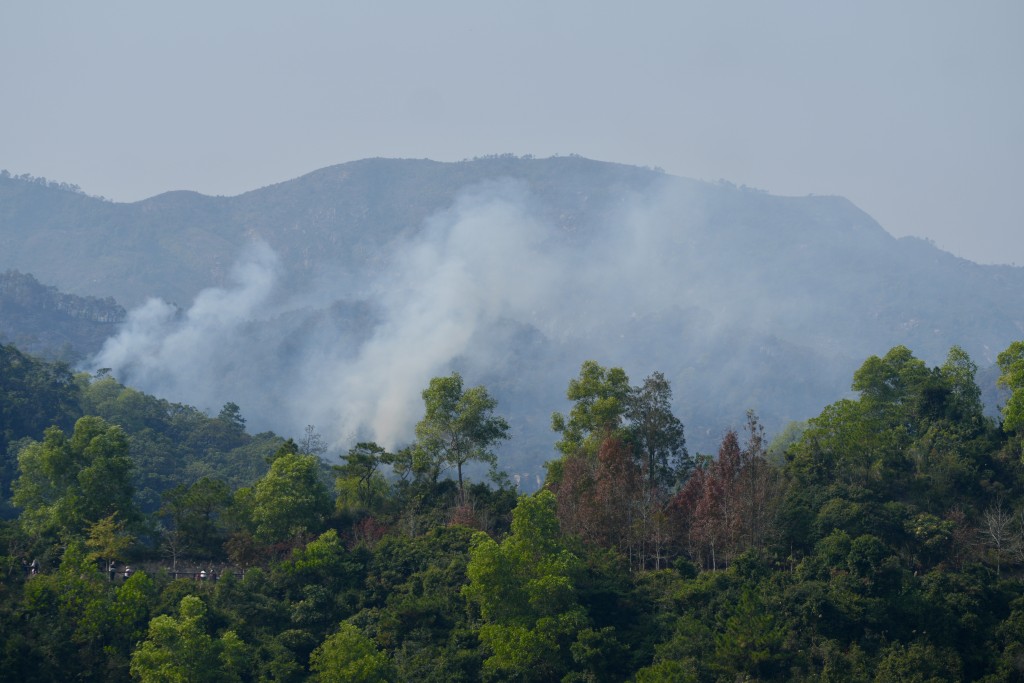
[2,1,1021,265]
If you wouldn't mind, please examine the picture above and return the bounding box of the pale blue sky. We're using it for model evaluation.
[2,1,1021,264]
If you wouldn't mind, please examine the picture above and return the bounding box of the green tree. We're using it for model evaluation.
[251,448,332,543]
[130,595,248,683]
[184,402,250,457]
[336,442,389,510]
[217,401,246,435]
[85,512,134,575]
[463,491,588,681]
[19,541,116,679]
[940,345,984,425]
[13,416,138,539]
[989,596,1024,680]
[160,477,232,557]
[0,344,81,513]
[711,588,789,679]
[309,622,395,683]
[551,361,630,458]
[415,372,509,500]
[852,345,929,413]
[997,340,1024,434]
[0,343,80,456]
[874,641,962,683]
[626,371,689,489]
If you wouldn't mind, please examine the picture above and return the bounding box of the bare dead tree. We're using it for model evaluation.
[981,500,1017,577]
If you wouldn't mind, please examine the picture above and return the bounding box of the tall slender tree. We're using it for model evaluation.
[626,371,689,490]
[415,372,509,500]
[551,361,631,458]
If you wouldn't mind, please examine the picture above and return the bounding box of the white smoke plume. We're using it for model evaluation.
[82,163,1022,474]
[92,180,599,453]
[93,240,281,412]
[90,176,851,467]
[302,180,567,446]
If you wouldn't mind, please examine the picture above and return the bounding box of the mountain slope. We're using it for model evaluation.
[0,270,124,361]
[0,157,1020,466]
[0,157,660,307]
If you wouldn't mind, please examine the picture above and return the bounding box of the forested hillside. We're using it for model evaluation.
[0,270,125,361]
[0,343,283,519]
[3,156,1023,466]
[2,338,1024,681]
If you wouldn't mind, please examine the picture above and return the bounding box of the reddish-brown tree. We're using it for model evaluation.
[555,435,675,570]
[670,414,780,570]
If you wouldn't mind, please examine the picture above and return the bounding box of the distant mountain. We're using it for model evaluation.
[1,156,1021,468]
[0,270,124,362]
[0,157,661,307]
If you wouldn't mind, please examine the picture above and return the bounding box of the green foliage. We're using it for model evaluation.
[13,416,138,539]
[85,512,134,571]
[10,541,156,681]
[997,340,1024,434]
[784,345,1010,565]
[274,530,362,599]
[251,450,333,543]
[551,361,631,458]
[941,345,985,424]
[0,342,79,458]
[626,370,690,489]
[309,622,395,682]
[988,595,1024,679]
[350,524,479,680]
[130,595,248,683]
[415,373,509,498]
[217,401,246,436]
[463,491,588,680]
[3,340,1024,681]
[160,477,232,558]
[23,542,109,653]
[874,641,962,683]
[336,442,391,513]
[75,376,282,516]
[711,587,789,679]
[0,343,81,519]
[78,376,280,511]
[633,658,699,682]
[852,345,930,414]
[551,362,691,503]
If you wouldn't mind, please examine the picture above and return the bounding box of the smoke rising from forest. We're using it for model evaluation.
[91,180,706,454]
[91,178,864,465]
[92,240,282,411]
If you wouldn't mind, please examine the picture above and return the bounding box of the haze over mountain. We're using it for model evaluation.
[1,156,1021,472]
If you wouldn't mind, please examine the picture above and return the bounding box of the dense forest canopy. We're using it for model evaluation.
[2,337,1024,681]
